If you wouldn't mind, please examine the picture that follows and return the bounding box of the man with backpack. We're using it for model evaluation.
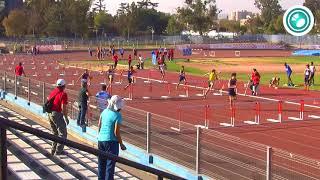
[47,79,69,156]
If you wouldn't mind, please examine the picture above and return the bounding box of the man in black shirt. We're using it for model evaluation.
[77,79,91,132]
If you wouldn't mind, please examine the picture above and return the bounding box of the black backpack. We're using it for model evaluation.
[43,93,59,113]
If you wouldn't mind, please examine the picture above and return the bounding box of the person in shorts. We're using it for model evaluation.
[251,68,260,96]
[106,65,115,88]
[77,69,92,86]
[128,54,132,69]
[284,63,294,86]
[113,54,119,69]
[138,54,144,70]
[176,66,186,89]
[133,47,137,60]
[159,63,165,82]
[228,73,237,109]
[269,77,280,89]
[203,69,218,98]
[119,47,124,59]
[310,62,316,86]
[304,64,311,91]
[124,66,136,90]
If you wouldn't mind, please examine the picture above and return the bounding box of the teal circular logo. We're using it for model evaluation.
[283,5,314,36]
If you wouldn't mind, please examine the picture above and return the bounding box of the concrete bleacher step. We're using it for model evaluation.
[0,105,139,180]
[7,131,76,179]
[7,150,42,180]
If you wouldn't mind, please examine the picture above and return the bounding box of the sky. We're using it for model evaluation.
[103,0,305,15]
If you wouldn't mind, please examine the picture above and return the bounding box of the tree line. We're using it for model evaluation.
[1,0,320,38]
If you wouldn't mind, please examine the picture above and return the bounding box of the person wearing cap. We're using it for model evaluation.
[47,79,69,156]
[96,84,111,113]
[77,79,91,132]
[98,95,126,180]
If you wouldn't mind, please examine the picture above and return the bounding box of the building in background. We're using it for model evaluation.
[218,13,228,20]
[229,10,253,21]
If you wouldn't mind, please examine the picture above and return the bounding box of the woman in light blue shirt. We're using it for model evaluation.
[98,95,126,180]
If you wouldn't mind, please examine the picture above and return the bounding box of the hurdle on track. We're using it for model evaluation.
[160,82,171,99]
[220,104,235,127]
[244,102,261,125]
[178,84,189,98]
[287,100,305,121]
[170,106,182,132]
[267,101,283,123]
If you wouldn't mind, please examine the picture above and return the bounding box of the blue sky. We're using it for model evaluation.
[103,0,305,15]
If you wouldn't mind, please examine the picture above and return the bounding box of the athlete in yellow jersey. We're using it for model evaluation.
[203,69,218,98]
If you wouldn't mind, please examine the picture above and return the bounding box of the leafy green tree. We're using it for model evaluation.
[254,0,282,29]
[244,16,264,34]
[177,0,217,35]
[94,11,114,35]
[303,0,320,16]
[2,9,28,37]
[24,0,54,36]
[166,15,185,35]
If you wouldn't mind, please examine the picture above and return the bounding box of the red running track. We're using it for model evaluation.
[2,53,320,162]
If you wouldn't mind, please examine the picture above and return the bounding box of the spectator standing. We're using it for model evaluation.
[113,54,119,69]
[96,84,111,113]
[77,79,91,132]
[133,47,137,60]
[15,62,26,77]
[284,63,294,86]
[251,69,260,96]
[304,64,311,91]
[138,54,144,69]
[48,79,69,155]
[310,62,316,86]
[88,47,92,57]
[98,95,126,180]
[128,54,132,69]
[119,47,124,59]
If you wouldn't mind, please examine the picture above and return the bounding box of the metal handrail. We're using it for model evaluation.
[0,117,185,180]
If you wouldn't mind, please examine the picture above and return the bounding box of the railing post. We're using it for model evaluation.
[42,82,45,104]
[146,112,151,154]
[196,126,201,174]
[27,78,30,105]
[0,126,7,180]
[266,146,272,180]
[14,75,17,99]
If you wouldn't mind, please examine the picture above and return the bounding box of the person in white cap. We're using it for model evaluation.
[47,79,69,156]
[98,95,126,180]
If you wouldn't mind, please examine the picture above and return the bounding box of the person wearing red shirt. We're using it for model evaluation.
[15,62,26,77]
[113,54,119,69]
[251,69,260,96]
[128,54,132,69]
[47,79,69,156]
